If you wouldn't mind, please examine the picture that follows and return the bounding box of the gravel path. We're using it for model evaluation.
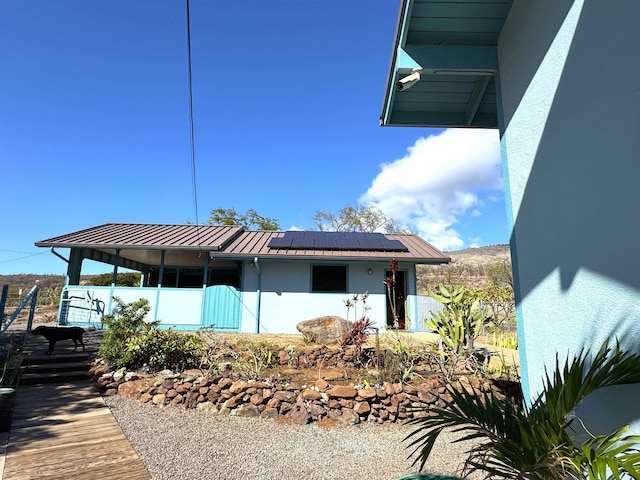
[104,395,478,480]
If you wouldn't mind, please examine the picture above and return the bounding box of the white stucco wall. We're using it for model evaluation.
[498,0,640,436]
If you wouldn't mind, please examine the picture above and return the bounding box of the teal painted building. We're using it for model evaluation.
[36,223,449,334]
[381,0,640,437]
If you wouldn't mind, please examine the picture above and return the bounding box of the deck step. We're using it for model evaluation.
[20,352,90,365]
[19,370,92,385]
[21,360,90,374]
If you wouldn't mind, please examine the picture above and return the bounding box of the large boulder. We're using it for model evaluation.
[296,316,352,344]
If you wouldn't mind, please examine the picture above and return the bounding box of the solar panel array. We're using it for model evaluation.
[267,231,408,252]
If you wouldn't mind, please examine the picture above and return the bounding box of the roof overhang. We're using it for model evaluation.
[380,0,513,128]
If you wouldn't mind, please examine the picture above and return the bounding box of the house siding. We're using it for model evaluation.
[242,260,399,334]
[498,0,640,436]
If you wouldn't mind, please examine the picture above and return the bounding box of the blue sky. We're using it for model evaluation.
[0,0,508,275]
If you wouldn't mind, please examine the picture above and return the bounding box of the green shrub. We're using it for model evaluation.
[126,328,204,372]
[99,297,156,368]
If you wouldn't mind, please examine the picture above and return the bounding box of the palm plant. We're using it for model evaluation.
[405,341,640,479]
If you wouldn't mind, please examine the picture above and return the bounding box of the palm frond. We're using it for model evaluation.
[405,340,640,479]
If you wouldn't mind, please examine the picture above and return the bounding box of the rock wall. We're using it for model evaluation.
[90,362,505,426]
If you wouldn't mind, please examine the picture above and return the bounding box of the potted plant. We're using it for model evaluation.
[0,338,23,433]
[405,341,640,479]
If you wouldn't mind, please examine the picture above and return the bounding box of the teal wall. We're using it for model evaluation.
[241,259,417,334]
[498,0,640,436]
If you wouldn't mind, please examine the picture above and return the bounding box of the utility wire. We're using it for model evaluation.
[186,0,203,246]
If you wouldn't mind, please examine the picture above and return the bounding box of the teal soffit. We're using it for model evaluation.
[380,0,514,128]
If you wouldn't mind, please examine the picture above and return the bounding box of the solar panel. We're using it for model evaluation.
[268,231,408,251]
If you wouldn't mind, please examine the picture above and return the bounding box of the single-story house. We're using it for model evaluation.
[35,223,450,333]
[381,0,640,436]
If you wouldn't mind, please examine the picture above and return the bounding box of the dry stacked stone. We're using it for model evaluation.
[90,360,496,426]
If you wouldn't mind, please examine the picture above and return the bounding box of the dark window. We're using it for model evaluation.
[312,265,347,292]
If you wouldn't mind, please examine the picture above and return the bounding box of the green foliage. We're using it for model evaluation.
[126,328,204,372]
[0,339,23,388]
[99,297,156,368]
[232,339,276,380]
[312,204,412,233]
[39,286,62,306]
[379,330,426,383]
[486,258,514,289]
[405,341,640,479]
[491,331,518,350]
[88,272,141,287]
[427,284,487,353]
[207,208,280,230]
[99,297,205,372]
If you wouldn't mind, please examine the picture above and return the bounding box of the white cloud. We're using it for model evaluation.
[360,128,502,250]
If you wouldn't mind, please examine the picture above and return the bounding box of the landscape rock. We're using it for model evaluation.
[296,316,352,344]
[290,406,310,425]
[327,385,357,398]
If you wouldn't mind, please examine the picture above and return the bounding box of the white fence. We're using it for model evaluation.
[416,295,444,332]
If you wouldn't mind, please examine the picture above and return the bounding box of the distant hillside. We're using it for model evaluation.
[418,244,511,293]
[446,244,511,266]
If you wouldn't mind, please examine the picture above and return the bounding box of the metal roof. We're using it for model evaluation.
[225,230,449,263]
[380,0,513,128]
[35,223,245,250]
[35,223,450,266]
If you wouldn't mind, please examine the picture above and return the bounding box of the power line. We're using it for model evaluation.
[185,0,203,245]
[0,252,47,264]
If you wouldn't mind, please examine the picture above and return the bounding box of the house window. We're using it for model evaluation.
[312,265,347,292]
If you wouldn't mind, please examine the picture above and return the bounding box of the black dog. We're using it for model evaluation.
[31,326,86,355]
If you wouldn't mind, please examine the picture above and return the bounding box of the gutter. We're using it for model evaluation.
[254,257,262,333]
[380,0,411,126]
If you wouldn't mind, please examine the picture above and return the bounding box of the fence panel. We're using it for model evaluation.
[416,295,444,332]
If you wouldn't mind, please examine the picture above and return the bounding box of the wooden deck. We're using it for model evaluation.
[0,337,151,480]
[1,381,151,480]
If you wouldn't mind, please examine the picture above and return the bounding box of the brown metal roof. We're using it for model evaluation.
[35,223,450,264]
[35,223,245,251]
[222,230,449,263]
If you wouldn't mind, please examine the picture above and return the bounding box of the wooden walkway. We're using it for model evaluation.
[0,332,151,480]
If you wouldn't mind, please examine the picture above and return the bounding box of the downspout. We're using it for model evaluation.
[155,250,166,323]
[109,249,120,317]
[50,247,69,265]
[254,257,261,333]
[200,254,210,327]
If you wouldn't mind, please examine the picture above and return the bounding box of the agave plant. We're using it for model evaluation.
[405,341,640,479]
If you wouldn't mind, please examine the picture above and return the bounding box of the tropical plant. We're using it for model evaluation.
[342,292,374,364]
[0,340,22,388]
[405,341,640,479]
[385,259,400,328]
[232,339,276,380]
[427,284,486,353]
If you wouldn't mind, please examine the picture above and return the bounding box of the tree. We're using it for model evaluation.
[88,272,141,287]
[312,205,411,233]
[207,208,280,230]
